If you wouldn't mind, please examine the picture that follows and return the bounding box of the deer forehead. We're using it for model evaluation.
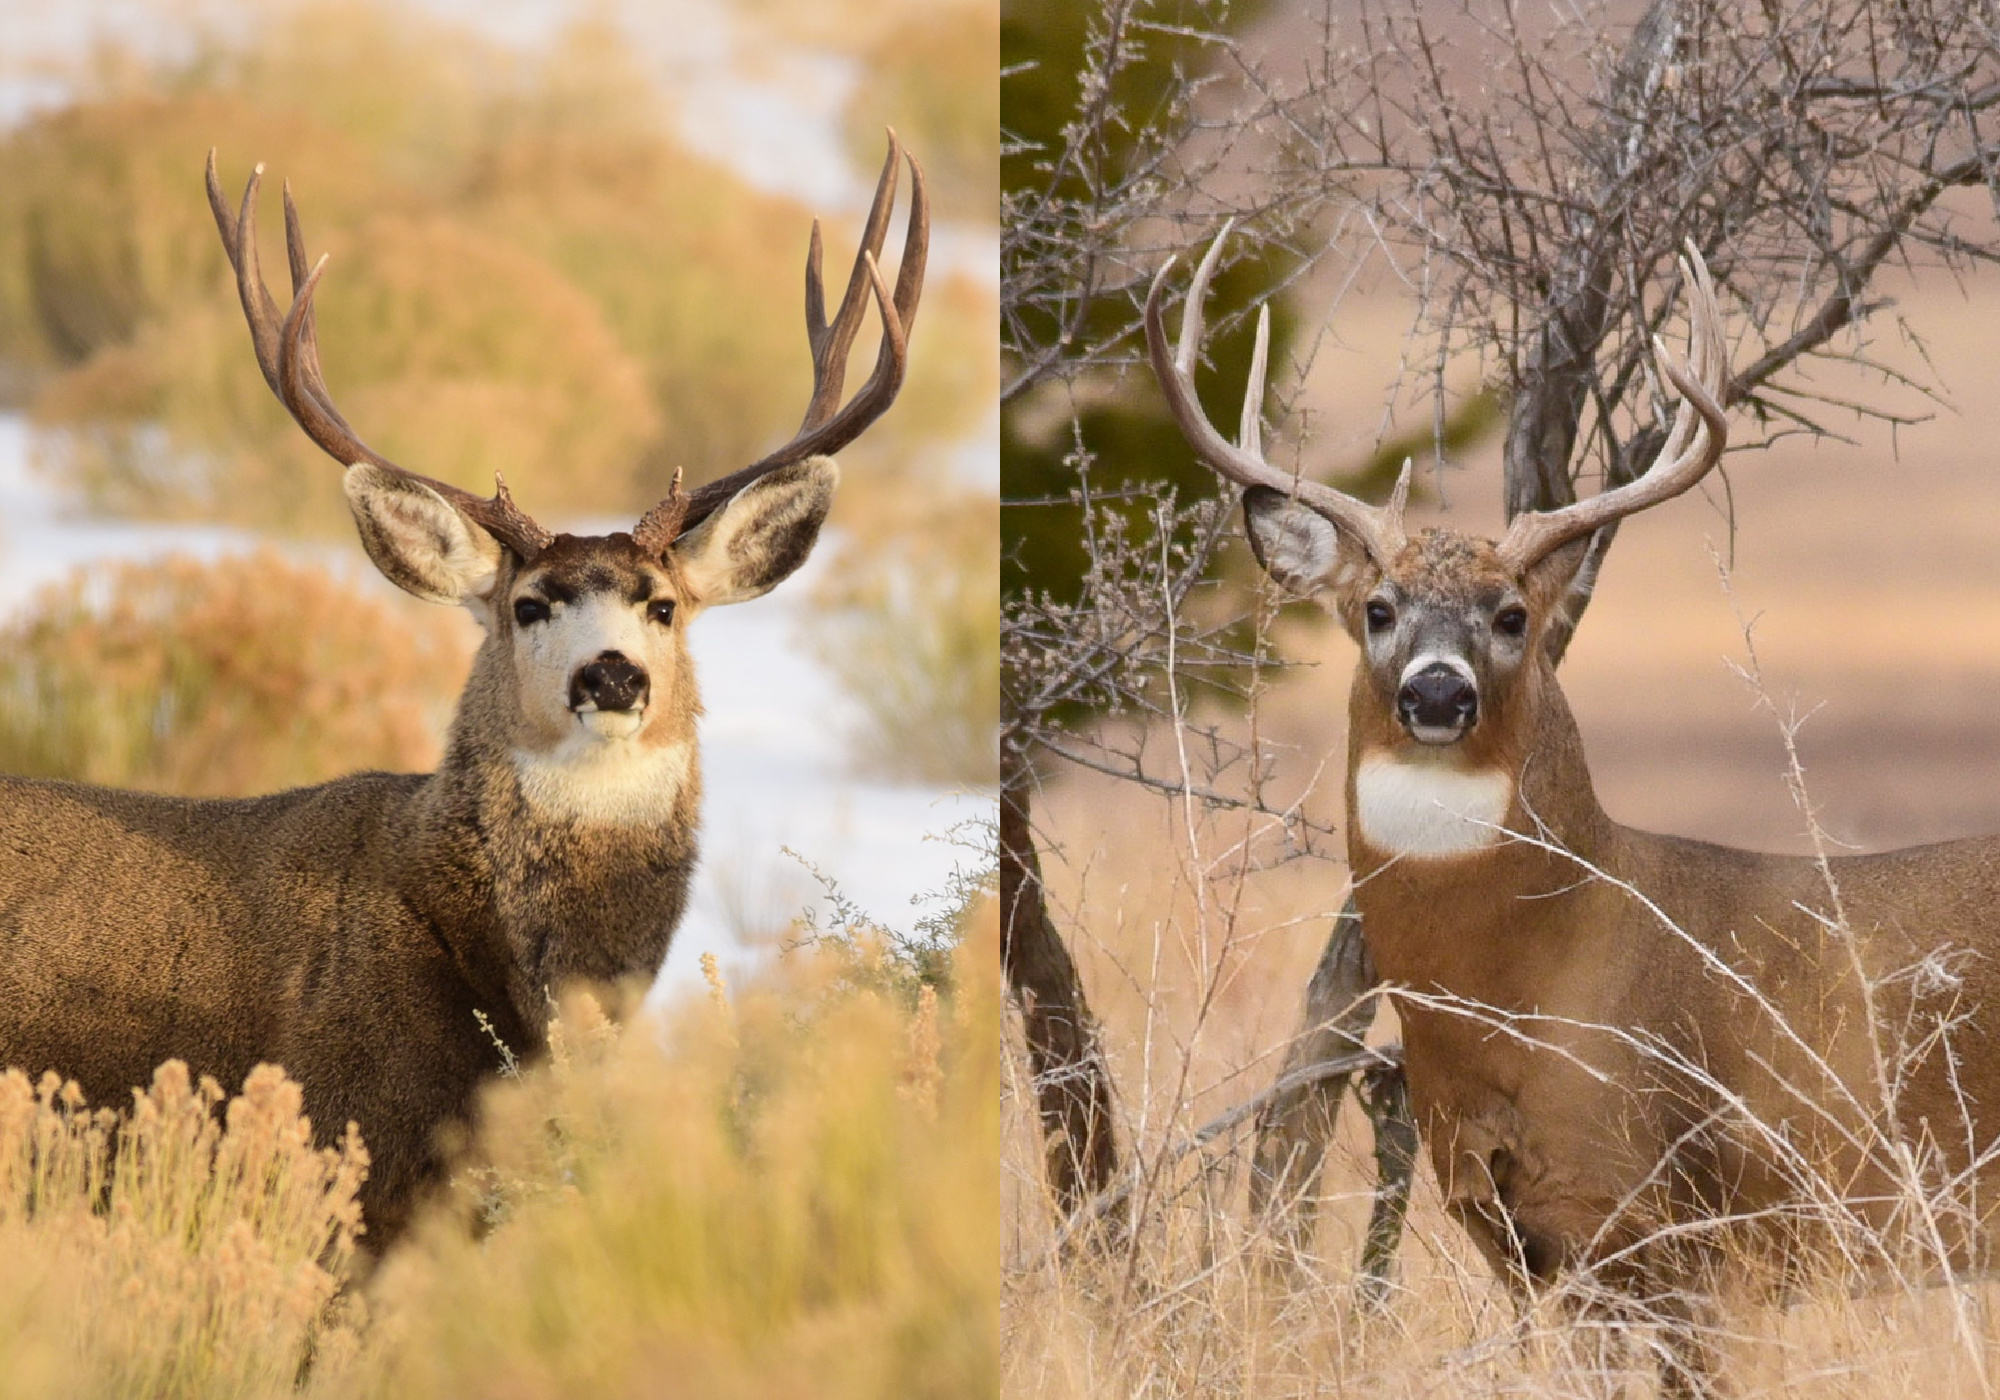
[1384,529,1517,602]
[512,534,676,604]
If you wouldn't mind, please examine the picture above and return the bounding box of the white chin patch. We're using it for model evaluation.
[1406,723,1467,746]
[576,708,645,741]
[513,732,692,827]
[1354,753,1514,859]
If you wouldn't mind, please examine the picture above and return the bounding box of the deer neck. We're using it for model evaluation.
[1345,658,1613,987]
[405,643,705,1039]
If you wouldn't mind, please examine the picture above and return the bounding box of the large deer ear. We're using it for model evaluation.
[674,457,837,608]
[344,463,503,606]
[1244,485,1377,603]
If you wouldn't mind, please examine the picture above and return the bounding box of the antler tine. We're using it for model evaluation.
[1144,222,1407,568]
[206,152,287,401]
[1497,242,1730,572]
[798,135,903,433]
[629,467,691,557]
[661,136,930,545]
[279,181,357,441]
[208,152,554,560]
[1239,303,1270,458]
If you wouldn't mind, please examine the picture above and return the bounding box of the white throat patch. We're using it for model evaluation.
[512,734,693,828]
[1353,753,1514,858]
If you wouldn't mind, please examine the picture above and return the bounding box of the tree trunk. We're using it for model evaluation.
[1247,900,1374,1254]
[1000,728,1124,1230]
[1247,899,1413,1298]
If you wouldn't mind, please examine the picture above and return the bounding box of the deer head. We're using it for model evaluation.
[1146,227,1727,767]
[206,141,926,813]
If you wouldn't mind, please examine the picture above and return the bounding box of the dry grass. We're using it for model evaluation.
[0,893,996,1399]
[0,551,472,796]
[1002,754,2000,1397]
[355,907,998,1400]
[0,1062,367,1400]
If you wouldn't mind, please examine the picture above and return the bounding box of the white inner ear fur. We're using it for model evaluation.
[344,463,502,607]
[1354,752,1514,858]
[674,458,837,609]
[1245,492,1378,598]
[1245,494,1341,595]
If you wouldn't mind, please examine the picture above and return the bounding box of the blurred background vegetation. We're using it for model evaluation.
[0,552,472,796]
[0,0,998,787]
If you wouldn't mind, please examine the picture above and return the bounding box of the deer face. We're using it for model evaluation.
[205,141,923,821]
[338,458,837,822]
[1352,531,1537,747]
[1245,492,1582,750]
[503,535,686,748]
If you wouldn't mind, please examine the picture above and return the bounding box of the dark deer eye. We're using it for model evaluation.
[1495,606,1528,637]
[647,598,677,626]
[513,597,550,626]
[1364,600,1395,633]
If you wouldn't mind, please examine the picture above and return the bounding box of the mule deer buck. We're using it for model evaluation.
[0,142,926,1245]
[1150,231,2000,1390]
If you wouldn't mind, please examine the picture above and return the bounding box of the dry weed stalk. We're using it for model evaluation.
[0,1060,366,1399]
[1002,535,2000,1393]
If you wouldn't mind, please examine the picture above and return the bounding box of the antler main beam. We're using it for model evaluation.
[1497,245,1731,571]
[1145,221,1408,569]
[639,131,930,553]
[205,151,554,561]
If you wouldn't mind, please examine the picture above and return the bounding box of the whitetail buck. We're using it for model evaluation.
[1150,232,2000,1391]
[0,142,925,1245]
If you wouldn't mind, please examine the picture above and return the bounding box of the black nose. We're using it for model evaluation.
[571,651,650,713]
[1398,664,1478,731]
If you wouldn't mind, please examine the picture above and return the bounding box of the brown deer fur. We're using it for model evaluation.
[1336,530,2000,1298]
[0,527,737,1245]
[0,141,926,1248]
[1154,238,2000,1388]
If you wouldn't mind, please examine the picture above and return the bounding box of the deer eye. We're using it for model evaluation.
[1364,600,1395,634]
[647,598,677,626]
[1495,605,1528,637]
[513,597,551,626]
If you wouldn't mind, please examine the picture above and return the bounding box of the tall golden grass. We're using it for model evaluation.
[0,894,996,1399]
[0,1061,367,1400]
[1003,764,2000,1396]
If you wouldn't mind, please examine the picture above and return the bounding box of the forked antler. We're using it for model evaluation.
[1496,244,1730,571]
[1145,221,1409,568]
[205,151,555,560]
[210,136,926,563]
[634,132,929,555]
[1149,227,1731,576]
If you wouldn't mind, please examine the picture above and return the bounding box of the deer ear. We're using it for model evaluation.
[1528,532,1603,666]
[1243,486,1375,602]
[344,463,503,606]
[674,457,837,608]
